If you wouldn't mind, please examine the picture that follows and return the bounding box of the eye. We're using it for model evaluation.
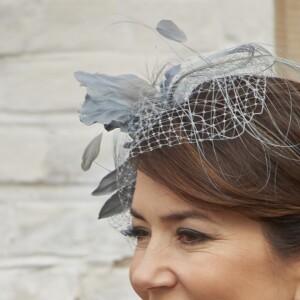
[177,228,210,245]
[121,226,150,248]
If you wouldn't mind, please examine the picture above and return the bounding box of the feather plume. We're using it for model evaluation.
[92,169,118,196]
[156,20,187,43]
[98,192,123,219]
[81,133,102,171]
[160,64,181,97]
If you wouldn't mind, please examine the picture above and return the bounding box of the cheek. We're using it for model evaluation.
[175,245,279,299]
[129,247,285,300]
[173,254,241,298]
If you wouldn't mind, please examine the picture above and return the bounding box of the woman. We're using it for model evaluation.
[76,20,300,299]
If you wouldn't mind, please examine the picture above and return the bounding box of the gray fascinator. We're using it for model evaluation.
[75,20,300,220]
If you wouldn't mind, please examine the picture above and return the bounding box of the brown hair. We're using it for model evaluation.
[133,76,300,258]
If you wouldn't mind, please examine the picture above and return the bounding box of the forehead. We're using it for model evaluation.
[132,171,262,233]
[134,171,171,198]
[132,171,199,218]
[132,171,210,219]
[133,171,186,206]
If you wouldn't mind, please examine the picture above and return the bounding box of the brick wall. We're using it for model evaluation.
[0,1,274,299]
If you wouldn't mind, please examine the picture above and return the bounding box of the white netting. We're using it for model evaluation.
[119,44,273,156]
[130,75,267,156]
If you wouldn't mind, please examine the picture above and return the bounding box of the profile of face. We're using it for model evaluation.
[129,172,299,300]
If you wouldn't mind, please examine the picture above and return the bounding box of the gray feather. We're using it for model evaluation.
[156,20,187,43]
[98,192,124,219]
[161,64,181,91]
[92,169,118,196]
[74,71,155,131]
[81,133,103,171]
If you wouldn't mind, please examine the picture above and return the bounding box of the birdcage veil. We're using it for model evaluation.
[75,20,300,231]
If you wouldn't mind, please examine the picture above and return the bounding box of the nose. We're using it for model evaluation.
[130,238,177,293]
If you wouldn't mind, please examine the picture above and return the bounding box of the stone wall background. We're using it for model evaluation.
[0,1,274,299]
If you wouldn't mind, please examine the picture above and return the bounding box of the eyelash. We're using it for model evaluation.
[176,228,211,245]
[121,227,211,246]
[121,227,149,242]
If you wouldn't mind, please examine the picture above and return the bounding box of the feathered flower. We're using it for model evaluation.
[74,71,156,132]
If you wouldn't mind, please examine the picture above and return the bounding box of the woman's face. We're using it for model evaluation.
[129,172,297,300]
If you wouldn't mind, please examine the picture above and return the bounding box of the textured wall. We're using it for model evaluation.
[0,1,274,299]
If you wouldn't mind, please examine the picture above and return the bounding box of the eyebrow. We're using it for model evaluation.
[130,208,214,223]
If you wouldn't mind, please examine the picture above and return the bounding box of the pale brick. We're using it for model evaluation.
[0,0,44,55]
[0,205,19,257]
[0,126,48,182]
[0,119,114,184]
[0,200,132,259]
[80,266,138,300]
[0,265,137,300]
[0,267,79,300]
[0,53,167,113]
[0,0,111,55]
[0,185,95,203]
[0,0,273,55]
[45,119,114,184]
